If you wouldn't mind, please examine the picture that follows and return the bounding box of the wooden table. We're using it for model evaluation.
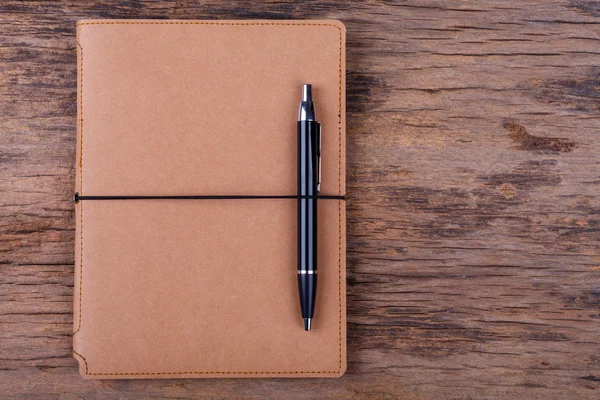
[1,1,599,399]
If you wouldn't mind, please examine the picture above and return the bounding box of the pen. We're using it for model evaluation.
[297,84,321,331]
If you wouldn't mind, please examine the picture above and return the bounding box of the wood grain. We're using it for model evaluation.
[1,1,599,399]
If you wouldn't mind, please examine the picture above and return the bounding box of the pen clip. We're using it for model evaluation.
[316,122,322,194]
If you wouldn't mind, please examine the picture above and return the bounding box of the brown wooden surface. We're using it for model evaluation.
[1,1,599,399]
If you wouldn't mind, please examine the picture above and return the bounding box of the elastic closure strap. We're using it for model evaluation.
[74,193,345,203]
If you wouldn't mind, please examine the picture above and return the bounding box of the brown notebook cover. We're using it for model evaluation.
[73,19,346,379]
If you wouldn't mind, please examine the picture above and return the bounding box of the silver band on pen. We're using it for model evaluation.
[297,270,317,275]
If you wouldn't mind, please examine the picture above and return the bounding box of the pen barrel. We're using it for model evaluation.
[297,120,319,319]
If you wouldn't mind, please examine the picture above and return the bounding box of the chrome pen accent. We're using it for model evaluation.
[298,84,316,121]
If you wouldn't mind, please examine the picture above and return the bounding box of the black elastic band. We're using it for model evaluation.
[74,193,345,203]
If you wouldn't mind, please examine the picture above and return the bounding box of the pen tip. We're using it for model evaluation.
[304,318,312,331]
[302,84,312,102]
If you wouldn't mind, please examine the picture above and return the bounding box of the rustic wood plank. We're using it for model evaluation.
[1,0,599,398]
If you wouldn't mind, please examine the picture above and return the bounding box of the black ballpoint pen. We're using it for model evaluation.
[297,84,321,331]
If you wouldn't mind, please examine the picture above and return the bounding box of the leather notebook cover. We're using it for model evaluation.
[73,20,346,379]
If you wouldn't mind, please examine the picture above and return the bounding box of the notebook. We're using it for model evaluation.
[73,19,346,379]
